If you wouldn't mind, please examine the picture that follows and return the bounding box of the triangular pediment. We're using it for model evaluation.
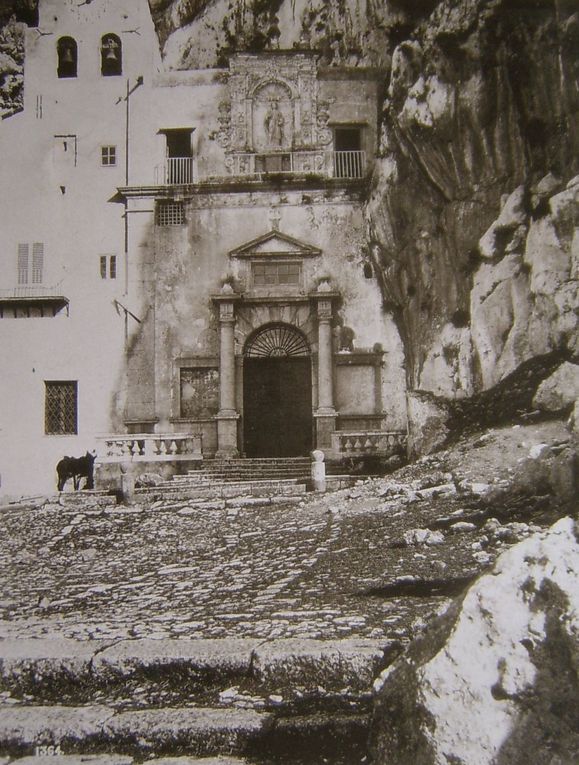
[229,230,321,258]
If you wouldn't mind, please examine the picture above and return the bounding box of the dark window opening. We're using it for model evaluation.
[57,37,77,78]
[101,34,122,77]
[164,129,193,158]
[334,127,362,152]
[100,255,117,279]
[45,381,77,435]
[363,262,373,279]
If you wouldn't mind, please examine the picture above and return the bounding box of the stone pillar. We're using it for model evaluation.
[214,292,240,457]
[314,285,337,449]
[311,449,326,492]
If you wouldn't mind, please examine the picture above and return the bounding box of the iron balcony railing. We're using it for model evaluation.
[154,150,366,186]
[0,285,62,299]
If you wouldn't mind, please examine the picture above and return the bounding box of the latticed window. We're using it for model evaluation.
[100,255,117,279]
[180,368,219,417]
[45,381,77,435]
[156,202,185,226]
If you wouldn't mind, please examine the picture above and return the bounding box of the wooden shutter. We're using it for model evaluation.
[32,242,44,284]
[17,243,29,285]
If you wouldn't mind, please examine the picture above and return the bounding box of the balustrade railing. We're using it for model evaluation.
[97,433,203,462]
[331,431,407,456]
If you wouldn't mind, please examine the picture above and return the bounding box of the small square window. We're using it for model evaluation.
[101,146,116,166]
[45,381,77,435]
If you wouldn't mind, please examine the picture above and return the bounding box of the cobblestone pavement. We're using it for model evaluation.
[0,491,462,644]
[0,421,571,645]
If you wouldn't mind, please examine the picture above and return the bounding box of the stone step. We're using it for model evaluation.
[0,706,369,763]
[5,756,250,765]
[136,481,308,502]
[0,639,385,763]
[0,638,386,706]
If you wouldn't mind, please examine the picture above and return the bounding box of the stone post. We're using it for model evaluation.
[313,283,337,449]
[120,463,135,505]
[311,449,326,492]
[214,290,240,457]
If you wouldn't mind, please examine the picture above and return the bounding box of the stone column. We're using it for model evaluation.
[214,292,240,457]
[314,285,337,449]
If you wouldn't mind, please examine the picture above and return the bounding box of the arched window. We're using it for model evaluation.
[101,34,122,77]
[57,37,77,78]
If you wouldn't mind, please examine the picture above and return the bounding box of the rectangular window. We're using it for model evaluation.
[252,261,301,287]
[101,146,116,166]
[17,243,43,285]
[156,202,185,226]
[180,368,219,418]
[100,255,117,279]
[45,381,77,435]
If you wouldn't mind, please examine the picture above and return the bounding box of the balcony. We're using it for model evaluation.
[0,286,69,318]
[153,150,366,188]
[154,157,195,186]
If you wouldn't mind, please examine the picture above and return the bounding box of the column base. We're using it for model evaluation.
[216,411,240,458]
[314,410,337,450]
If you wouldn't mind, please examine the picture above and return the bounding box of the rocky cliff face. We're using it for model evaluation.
[367,0,579,397]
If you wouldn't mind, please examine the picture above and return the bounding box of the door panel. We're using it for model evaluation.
[243,357,312,457]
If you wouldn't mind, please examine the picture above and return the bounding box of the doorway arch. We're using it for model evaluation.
[243,323,313,457]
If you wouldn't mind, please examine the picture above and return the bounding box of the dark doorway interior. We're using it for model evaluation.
[243,357,312,457]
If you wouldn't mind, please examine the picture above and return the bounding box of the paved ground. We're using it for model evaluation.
[0,420,573,646]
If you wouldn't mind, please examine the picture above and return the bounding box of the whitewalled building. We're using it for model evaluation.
[0,0,408,497]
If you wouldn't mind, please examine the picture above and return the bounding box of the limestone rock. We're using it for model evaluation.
[370,518,579,765]
[533,362,579,413]
[406,392,450,458]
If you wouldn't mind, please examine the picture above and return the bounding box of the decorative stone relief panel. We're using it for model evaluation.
[221,53,331,155]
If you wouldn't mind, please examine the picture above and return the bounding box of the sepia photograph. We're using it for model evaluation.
[0,0,577,762]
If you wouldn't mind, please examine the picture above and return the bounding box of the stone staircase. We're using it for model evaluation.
[134,458,312,506]
[0,637,390,764]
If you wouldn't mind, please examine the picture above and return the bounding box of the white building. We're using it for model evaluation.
[0,0,407,498]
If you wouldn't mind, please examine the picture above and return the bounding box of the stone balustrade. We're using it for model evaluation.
[331,431,407,456]
[97,434,203,462]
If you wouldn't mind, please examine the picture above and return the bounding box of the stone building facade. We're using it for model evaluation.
[0,0,407,496]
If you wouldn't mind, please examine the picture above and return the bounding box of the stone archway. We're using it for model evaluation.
[243,323,313,457]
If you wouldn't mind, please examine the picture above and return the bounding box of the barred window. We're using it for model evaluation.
[253,261,301,286]
[101,146,116,166]
[180,368,219,417]
[156,202,185,226]
[45,381,77,435]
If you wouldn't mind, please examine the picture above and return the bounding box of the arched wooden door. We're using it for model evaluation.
[243,324,312,457]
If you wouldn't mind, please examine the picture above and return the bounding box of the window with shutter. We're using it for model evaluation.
[32,243,44,284]
[17,244,29,285]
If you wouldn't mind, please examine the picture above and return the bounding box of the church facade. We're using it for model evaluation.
[0,0,407,496]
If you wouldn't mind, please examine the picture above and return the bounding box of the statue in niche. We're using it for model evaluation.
[264,100,285,147]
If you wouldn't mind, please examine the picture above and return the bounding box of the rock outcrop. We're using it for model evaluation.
[366,0,579,401]
[370,517,579,765]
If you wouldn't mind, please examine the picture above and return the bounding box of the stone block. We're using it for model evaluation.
[533,361,579,412]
